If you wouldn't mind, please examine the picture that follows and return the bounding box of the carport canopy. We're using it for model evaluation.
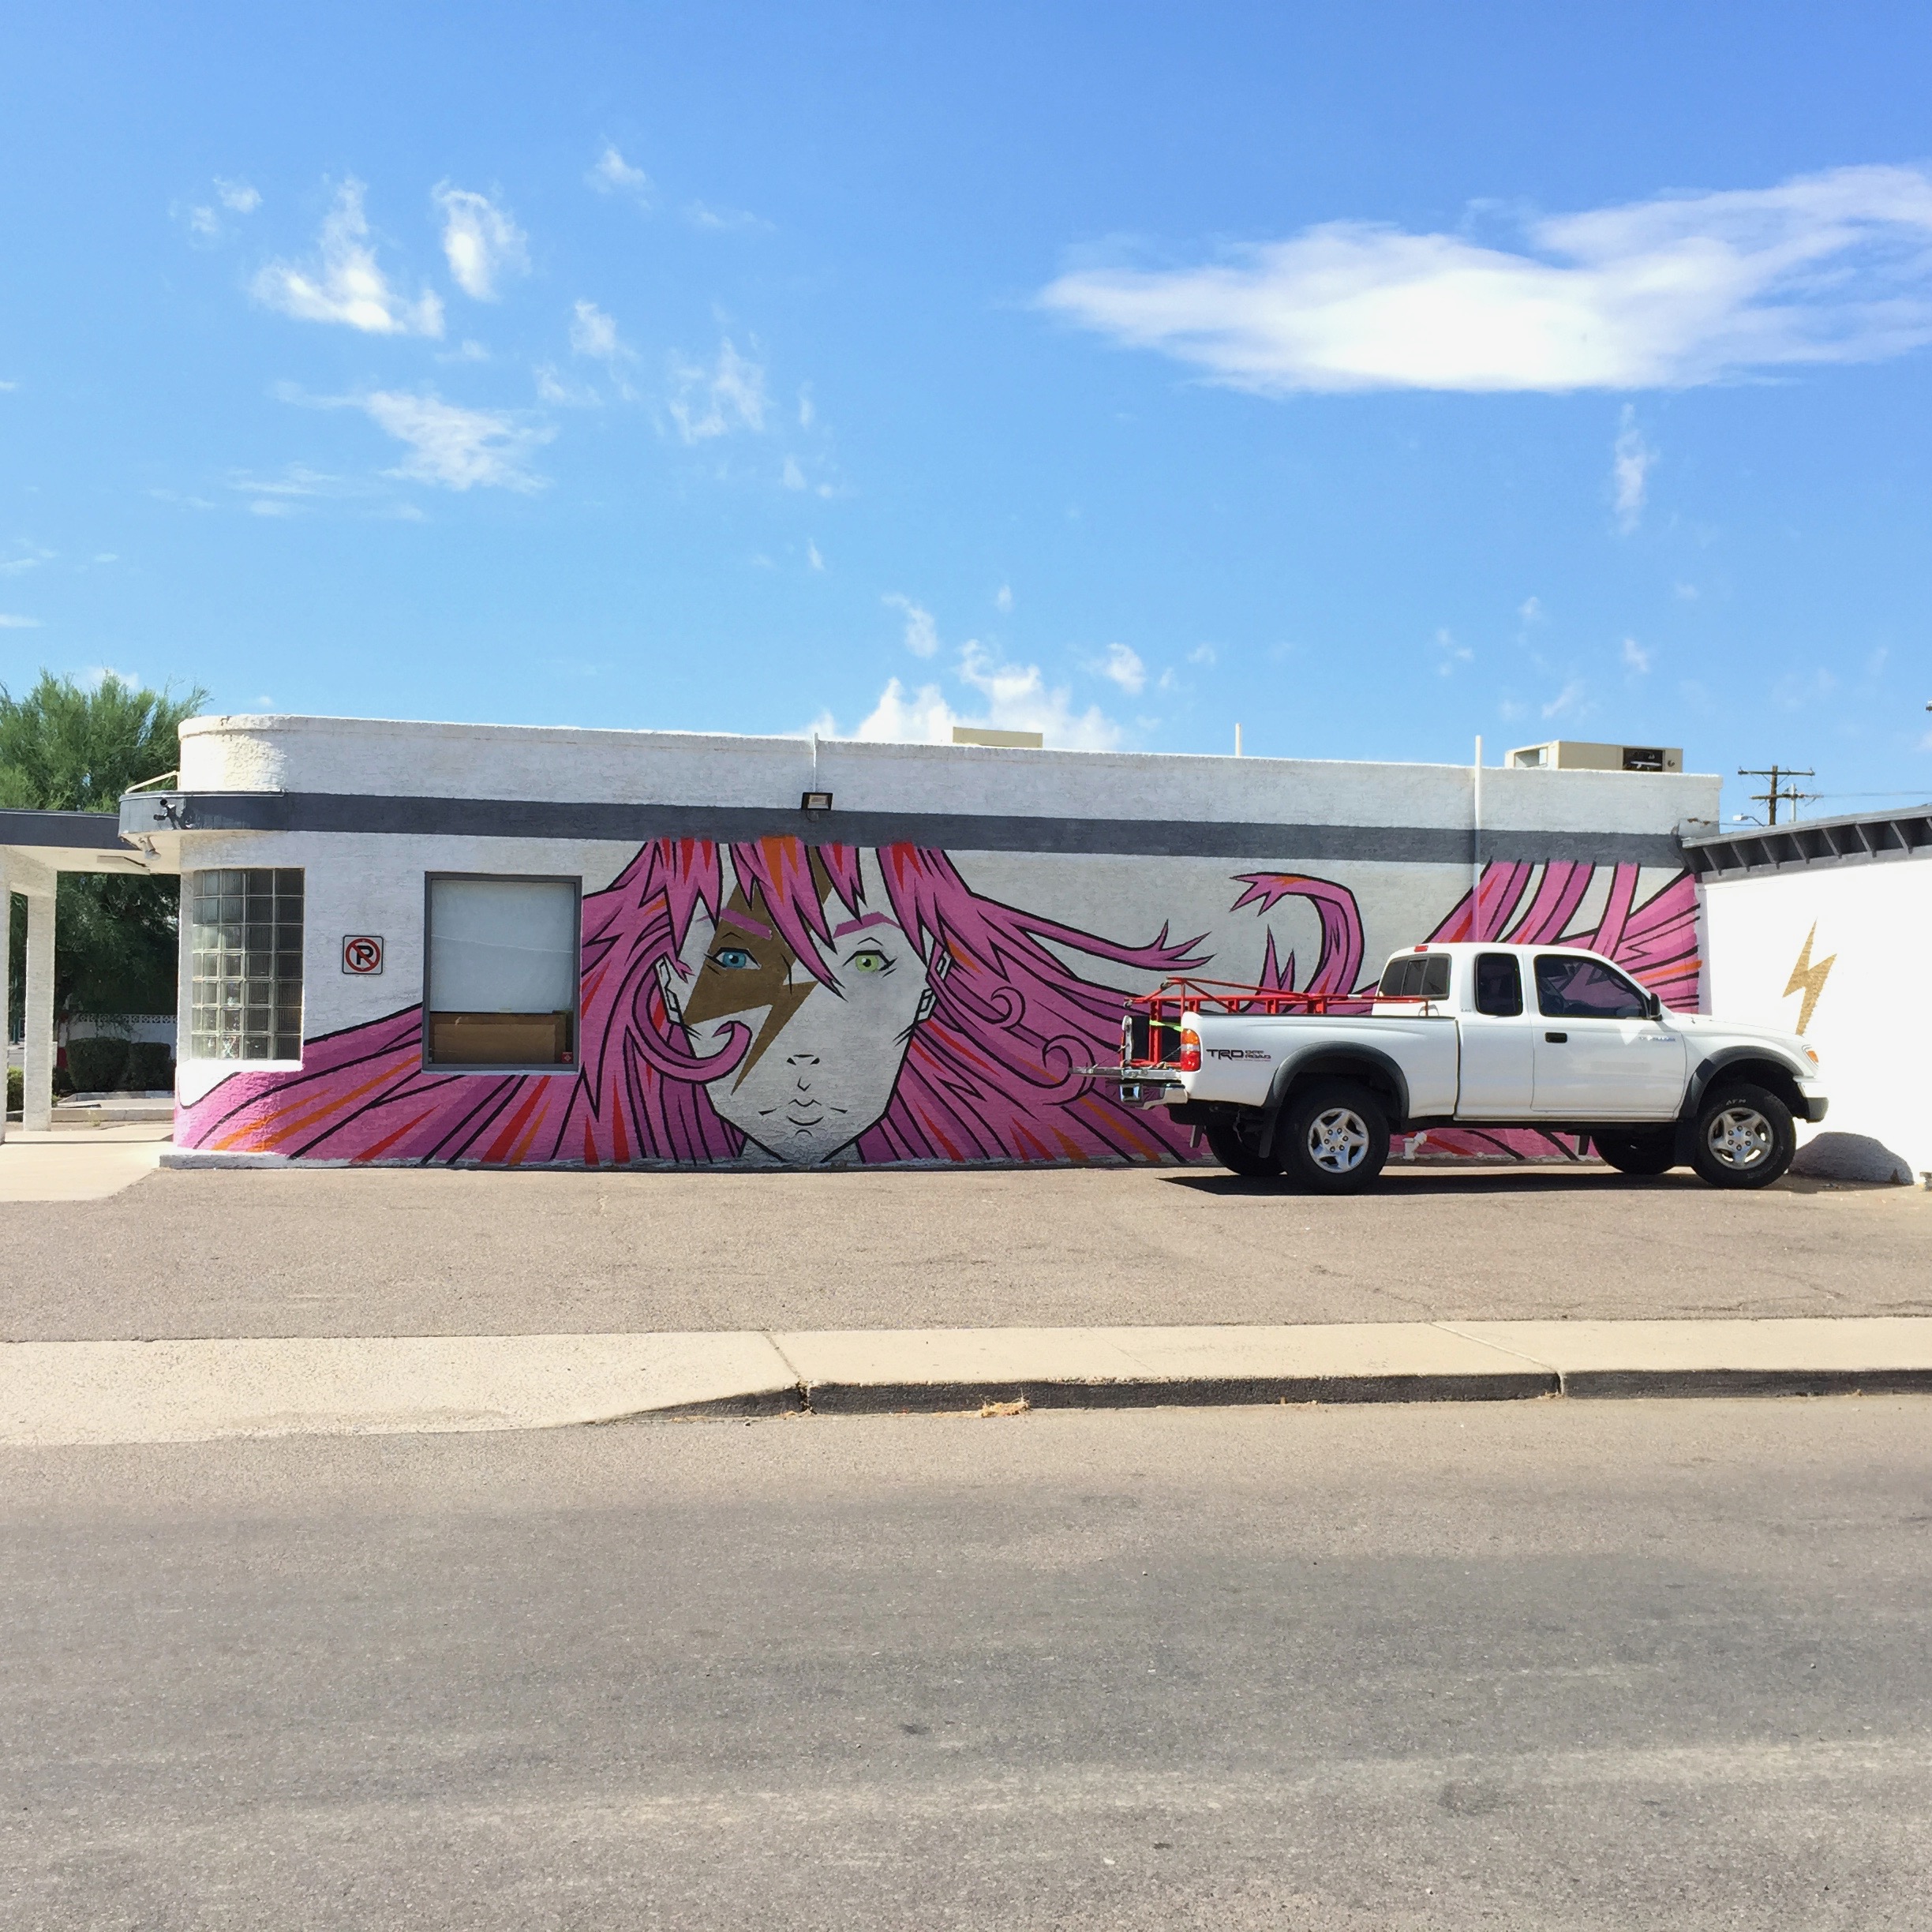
[2,807,163,1137]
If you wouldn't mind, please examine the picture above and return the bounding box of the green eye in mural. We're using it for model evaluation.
[847,945,893,975]
[710,945,758,971]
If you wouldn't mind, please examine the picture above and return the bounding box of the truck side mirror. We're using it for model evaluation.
[1645,992,1661,1020]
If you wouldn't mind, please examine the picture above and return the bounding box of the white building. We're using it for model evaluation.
[81,712,1714,1167]
[1689,805,1932,1184]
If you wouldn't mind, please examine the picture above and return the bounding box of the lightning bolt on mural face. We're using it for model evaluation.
[177,840,1702,1167]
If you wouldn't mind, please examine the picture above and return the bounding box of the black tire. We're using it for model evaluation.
[1204,1118,1281,1178]
[1277,1079,1390,1195]
[1689,1081,1795,1189]
[1592,1129,1678,1177]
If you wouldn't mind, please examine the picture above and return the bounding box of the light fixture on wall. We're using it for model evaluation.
[800,790,833,817]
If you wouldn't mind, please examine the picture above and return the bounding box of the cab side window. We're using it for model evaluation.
[1379,953,1451,1000]
[1535,955,1646,1020]
[1474,952,1522,1017]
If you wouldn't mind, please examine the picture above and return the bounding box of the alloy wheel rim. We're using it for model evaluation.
[1308,1106,1370,1174]
[1706,1106,1773,1170]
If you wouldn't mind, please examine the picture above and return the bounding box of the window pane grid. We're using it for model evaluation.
[186,867,304,1061]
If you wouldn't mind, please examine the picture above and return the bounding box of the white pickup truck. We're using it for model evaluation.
[1122,942,1827,1193]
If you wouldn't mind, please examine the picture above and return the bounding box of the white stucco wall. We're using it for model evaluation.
[1703,857,1932,1183]
[176,713,1717,837]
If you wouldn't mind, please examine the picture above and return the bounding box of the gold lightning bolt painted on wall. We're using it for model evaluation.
[1783,923,1836,1034]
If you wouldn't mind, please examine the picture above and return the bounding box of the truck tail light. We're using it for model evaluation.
[1178,1027,1201,1073]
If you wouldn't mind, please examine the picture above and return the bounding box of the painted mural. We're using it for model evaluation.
[176,838,1699,1166]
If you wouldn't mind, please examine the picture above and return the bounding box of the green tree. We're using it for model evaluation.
[3,672,206,1027]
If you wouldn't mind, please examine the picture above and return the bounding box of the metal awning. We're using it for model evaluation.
[1681,806,1932,880]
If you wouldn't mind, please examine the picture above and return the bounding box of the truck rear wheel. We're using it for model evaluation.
[1278,1080,1389,1194]
[1204,1118,1281,1178]
[1592,1129,1677,1177]
[1690,1081,1795,1189]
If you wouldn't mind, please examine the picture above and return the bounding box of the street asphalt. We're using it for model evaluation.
[2,1159,1926,1340]
[5,1398,1929,1930]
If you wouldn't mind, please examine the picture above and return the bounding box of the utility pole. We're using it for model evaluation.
[1735,765,1817,826]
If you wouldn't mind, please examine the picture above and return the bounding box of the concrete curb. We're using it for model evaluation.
[5,1319,1932,1447]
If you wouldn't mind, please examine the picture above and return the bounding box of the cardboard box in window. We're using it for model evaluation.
[429,1011,573,1066]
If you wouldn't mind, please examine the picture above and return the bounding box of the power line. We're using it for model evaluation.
[1735,765,1818,826]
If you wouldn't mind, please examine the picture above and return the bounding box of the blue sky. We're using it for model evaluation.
[3,2,1930,822]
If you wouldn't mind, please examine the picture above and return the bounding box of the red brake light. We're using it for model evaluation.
[1178,1027,1201,1073]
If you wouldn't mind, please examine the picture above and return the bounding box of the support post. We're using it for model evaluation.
[22,886,54,1132]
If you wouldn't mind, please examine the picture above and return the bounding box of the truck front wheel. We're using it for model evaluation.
[1278,1080,1390,1194]
[1690,1081,1795,1189]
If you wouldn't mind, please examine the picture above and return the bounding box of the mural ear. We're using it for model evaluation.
[654,955,684,1022]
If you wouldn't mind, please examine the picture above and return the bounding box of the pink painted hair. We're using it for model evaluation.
[178,838,1212,1166]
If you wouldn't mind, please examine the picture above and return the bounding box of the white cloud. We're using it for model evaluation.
[1187,642,1217,666]
[570,299,628,363]
[1541,679,1586,719]
[1674,581,1700,600]
[848,644,1121,750]
[994,583,1013,614]
[0,545,52,575]
[797,386,815,429]
[357,390,551,490]
[0,378,16,391]
[1434,627,1473,676]
[1041,164,1932,393]
[1622,636,1652,674]
[0,612,42,627]
[441,339,491,363]
[685,201,769,233]
[807,540,825,572]
[81,665,140,689]
[1518,595,1544,623]
[1096,641,1146,693]
[534,361,598,406]
[1612,406,1654,531]
[668,339,767,442]
[587,144,653,204]
[434,185,529,301]
[883,593,940,657]
[253,181,444,336]
[215,178,260,213]
[781,455,807,489]
[186,204,221,242]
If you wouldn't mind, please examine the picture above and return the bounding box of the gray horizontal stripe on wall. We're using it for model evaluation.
[150,790,1687,867]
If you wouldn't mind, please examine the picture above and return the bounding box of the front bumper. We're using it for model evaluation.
[1796,1087,1829,1124]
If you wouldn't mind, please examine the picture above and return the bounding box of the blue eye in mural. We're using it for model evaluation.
[710,945,758,971]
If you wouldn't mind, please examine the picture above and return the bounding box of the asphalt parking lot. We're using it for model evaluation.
[5,1159,1927,1342]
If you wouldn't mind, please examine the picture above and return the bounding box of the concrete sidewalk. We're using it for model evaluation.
[5,1317,1930,1446]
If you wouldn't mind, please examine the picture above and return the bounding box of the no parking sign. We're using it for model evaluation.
[341,935,384,976]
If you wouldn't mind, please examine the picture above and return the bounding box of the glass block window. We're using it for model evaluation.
[188,868,305,1061]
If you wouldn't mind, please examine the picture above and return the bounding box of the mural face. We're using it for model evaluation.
[661,852,937,1164]
[174,839,1701,1170]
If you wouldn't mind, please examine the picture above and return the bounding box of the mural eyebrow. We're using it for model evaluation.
[832,912,894,937]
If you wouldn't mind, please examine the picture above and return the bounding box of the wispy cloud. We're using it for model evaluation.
[1622,636,1652,674]
[995,584,1013,615]
[355,391,551,490]
[253,181,444,336]
[1095,641,1146,693]
[1541,679,1587,720]
[215,178,260,213]
[1612,406,1654,531]
[1187,642,1217,666]
[684,201,770,234]
[1042,164,1932,393]
[587,144,653,205]
[883,593,940,657]
[434,185,529,301]
[1434,627,1473,677]
[668,338,767,443]
[0,612,42,627]
[0,544,52,575]
[807,540,826,572]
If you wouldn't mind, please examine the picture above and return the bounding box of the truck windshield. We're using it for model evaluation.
[1379,953,1451,1000]
[1534,955,1647,1020]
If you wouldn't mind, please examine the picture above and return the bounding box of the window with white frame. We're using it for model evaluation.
[187,868,305,1061]
[424,874,580,1070]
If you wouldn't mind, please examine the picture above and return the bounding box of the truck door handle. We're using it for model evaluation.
[1544,1032,1567,1043]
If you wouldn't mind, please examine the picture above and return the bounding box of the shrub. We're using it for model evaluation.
[6,1066,18,1115]
[125,1042,175,1092]
[65,1035,129,1094]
